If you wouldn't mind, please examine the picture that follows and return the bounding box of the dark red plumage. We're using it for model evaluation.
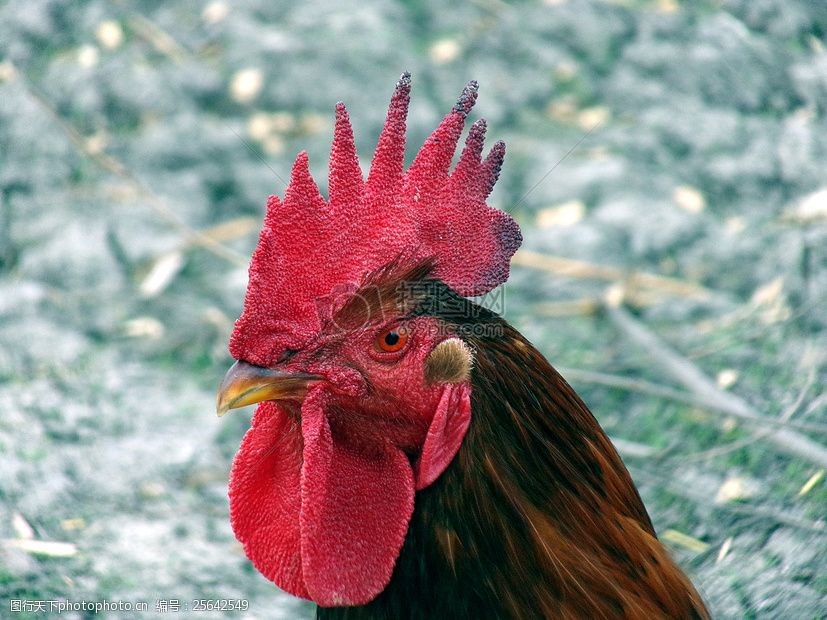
[315,269,709,619]
[217,74,709,618]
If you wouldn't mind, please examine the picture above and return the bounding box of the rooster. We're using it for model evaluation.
[216,73,709,619]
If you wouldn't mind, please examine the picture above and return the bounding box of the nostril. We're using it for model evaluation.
[278,348,299,363]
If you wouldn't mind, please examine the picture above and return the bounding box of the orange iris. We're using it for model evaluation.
[376,325,409,353]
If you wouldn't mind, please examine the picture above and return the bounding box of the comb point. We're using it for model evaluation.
[330,101,364,208]
[482,141,506,198]
[464,119,487,155]
[367,73,411,197]
[486,140,506,167]
[453,80,479,117]
[452,119,488,186]
[291,151,310,177]
[397,71,412,92]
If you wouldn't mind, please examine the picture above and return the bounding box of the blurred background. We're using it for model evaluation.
[1,0,826,617]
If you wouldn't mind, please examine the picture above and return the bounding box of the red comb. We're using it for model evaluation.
[230,73,522,366]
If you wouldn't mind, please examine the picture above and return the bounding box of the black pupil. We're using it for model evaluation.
[384,331,400,347]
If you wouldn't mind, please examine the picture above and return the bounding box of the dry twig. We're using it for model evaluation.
[681,367,817,462]
[603,298,827,468]
[608,436,659,459]
[127,14,188,62]
[513,249,716,301]
[531,298,600,317]
[560,368,827,435]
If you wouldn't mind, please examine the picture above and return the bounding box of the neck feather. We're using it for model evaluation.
[319,306,708,619]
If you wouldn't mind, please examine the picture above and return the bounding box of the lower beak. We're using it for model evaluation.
[216,360,320,417]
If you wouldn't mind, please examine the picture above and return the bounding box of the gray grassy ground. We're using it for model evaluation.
[1,0,825,618]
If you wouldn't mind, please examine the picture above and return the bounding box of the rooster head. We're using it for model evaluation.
[216,73,521,607]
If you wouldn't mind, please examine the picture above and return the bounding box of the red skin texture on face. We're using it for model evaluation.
[227,75,522,607]
[228,317,474,606]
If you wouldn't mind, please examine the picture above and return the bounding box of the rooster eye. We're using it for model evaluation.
[376,325,409,353]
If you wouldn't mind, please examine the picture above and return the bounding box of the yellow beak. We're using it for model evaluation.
[216,360,320,417]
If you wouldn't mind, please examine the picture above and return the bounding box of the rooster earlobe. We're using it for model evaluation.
[414,383,472,491]
[425,338,474,384]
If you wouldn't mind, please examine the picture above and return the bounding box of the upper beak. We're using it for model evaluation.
[216,360,321,417]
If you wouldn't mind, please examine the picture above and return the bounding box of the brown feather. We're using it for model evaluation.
[318,273,708,620]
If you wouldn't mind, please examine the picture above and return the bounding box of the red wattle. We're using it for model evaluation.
[228,402,308,599]
[229,387,417,607]
[299,387,415,607]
